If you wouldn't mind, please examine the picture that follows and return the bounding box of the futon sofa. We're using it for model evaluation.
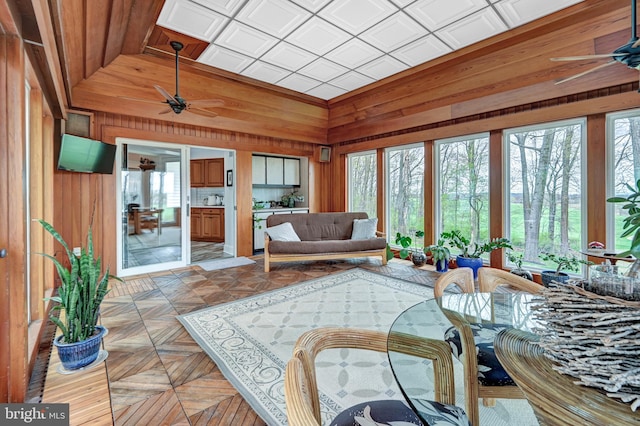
[263,212,387,272]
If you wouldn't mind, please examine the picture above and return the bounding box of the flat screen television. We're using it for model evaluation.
[57,134,117,174]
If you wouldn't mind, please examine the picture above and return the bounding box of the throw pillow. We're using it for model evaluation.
[351,218,378,240]
[265,222,301,242]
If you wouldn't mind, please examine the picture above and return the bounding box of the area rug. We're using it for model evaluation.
[177,268,537,426]
[196,256,255,271]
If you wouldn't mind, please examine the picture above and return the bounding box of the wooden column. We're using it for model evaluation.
[489,130,505,269]
[376,149,386,236]
[586,114,607,251]
[0,34,28,402]
[424,141,434,244]
[236,150,253,257]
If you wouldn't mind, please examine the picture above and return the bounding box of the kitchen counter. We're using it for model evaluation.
[252,207,308,213]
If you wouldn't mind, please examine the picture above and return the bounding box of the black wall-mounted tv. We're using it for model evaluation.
[57,134,117,174]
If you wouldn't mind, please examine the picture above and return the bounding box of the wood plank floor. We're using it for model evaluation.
[39,257,438,425]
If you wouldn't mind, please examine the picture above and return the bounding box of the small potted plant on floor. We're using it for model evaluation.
[441,229,512,278]
[426,238,451,273]
[395,230,427,266]
[40,219,122,370]
[539,252,593,287]
[506,250,533,281]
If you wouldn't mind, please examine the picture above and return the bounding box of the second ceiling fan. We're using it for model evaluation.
[552,0,640,84]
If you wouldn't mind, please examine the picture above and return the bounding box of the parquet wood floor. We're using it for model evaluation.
[39,257,437,425]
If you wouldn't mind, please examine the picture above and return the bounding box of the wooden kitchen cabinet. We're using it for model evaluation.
[191,159,224,187]
[192,208,224,242]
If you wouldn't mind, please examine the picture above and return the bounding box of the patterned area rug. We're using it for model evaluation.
[177,268,538,426]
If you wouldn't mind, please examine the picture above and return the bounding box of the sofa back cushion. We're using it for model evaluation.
[266,212,369,241]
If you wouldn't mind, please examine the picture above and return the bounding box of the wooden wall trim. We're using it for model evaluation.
[586,114,607,254]
[423,141,434,244]
[489,130,505,269]
[333,89,640,156]
[376,149,386,236]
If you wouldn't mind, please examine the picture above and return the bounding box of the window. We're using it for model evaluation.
[435,134,490,254]
[347,151,377,218]
[504,119,586,270]
[386,144,424,245]
[607,110,640,253]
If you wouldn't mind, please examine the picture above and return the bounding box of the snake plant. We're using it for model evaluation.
[39,219,121,343]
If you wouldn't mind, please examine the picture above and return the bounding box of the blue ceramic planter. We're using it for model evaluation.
[435,258,449,273]
[54,325,107,370]
[456,256,484,279]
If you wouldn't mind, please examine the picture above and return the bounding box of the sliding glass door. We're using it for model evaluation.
[116,139,189,276]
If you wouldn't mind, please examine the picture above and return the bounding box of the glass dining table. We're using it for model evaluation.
[387,292,540,426]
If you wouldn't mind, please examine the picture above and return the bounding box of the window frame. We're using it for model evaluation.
[346,150,378,216]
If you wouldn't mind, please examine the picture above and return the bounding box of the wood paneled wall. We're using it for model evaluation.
[53,112,329,269]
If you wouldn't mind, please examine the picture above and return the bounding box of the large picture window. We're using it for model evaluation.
[347,151,377,218]
[435,134,490,254]
[504,119,586,270]
[607,110,640,253]
[386,144,424,246]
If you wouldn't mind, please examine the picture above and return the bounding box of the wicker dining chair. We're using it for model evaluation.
[442,267,542,426]
[434,267,475,297]
[284,327,470,426]
[477,267,542,294]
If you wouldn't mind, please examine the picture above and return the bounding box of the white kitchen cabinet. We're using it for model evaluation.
[283,158,300,186]
[266,157,284,185]
[253,212,272,251]
[252,155,266,185]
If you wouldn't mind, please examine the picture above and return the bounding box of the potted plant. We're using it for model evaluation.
[607,179,640,278]
[40,219,122,370]
[394,230,426,266]
[506,250,533,281]
[426,239,451,273]
[441,229,512,278]
[539,252,593,287]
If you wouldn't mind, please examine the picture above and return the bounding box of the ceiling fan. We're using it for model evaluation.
[552,0,640,84]
[131,41,224,117]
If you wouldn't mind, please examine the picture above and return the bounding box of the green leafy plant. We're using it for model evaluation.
[40,219,122,343]
[607,179,640,259]
[539,252,593,275]
[426,239,450,265]
[506,250,525,269]
[394,230,424,260]
[440,229,512,258]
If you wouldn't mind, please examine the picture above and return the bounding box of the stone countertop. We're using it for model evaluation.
[252,207,309,213]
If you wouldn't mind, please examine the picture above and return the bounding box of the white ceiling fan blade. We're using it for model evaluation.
[555,60,617,84]
[154,85,177,103]
[551,53,625,61]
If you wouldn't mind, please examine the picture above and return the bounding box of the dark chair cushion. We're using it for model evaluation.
[330,399,469,426]
[444,323,516,386]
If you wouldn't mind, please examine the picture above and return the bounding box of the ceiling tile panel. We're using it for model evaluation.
[405,0,487,30]
[157,0,228,42]
[357,55,409,79]
[199,44,254,72]
[216,21,279,57]
[261,42,318,71]
[235,0,312,38]
[242,61,292,83]
[494,0,583,28]
[291,0,333,13]
[360,12,429,52]
[391,34,451,66]
[437,8,508,49]
[298,58,349,81]
[324,38,384,69]
[329,71,375,90]
[277,73,323,92]
[287,16,352,56]
[318,0,398,35]
[190,0,246,16]
[156,0,586,100]
[306,83,347,98]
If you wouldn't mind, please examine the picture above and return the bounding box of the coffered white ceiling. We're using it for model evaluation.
[157,0,584,100]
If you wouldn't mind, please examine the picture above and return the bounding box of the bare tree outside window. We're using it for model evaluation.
[437,136,490,253]
[347,152,377,218]
[505,120,585,270]
[387,144,424,246]
[609,113,640,252]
